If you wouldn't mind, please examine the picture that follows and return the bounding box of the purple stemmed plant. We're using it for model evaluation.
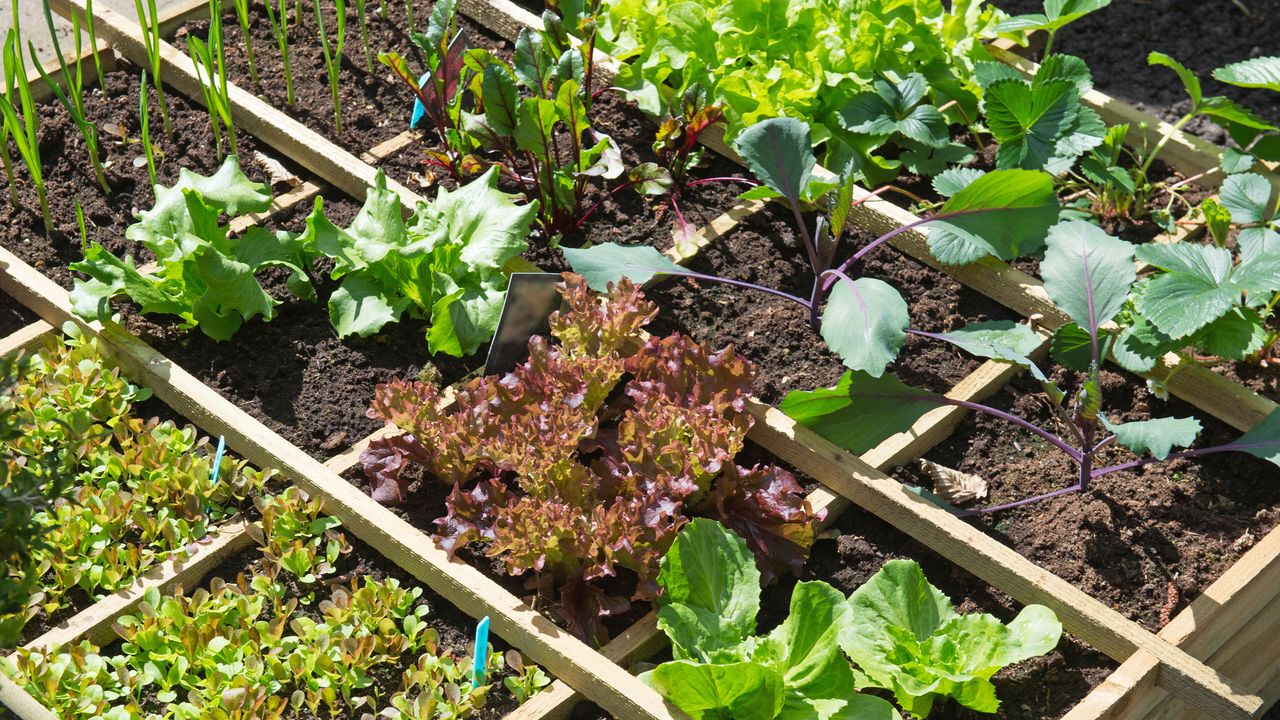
[564,116,1061,378]
[783,219,1280,513]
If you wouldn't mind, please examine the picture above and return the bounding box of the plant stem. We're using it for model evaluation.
[653,269,810,306]
[957,484,1084,516]
[911,393,1084,461]
[139,70,157,190]
[264,0,296,106]
[1136,112,1194,186]
[685,176,758,188]
[355,0,372,71]
[1090,442,1245,478]
[135,0,172,139]
[85,0,105,88]
[232,0,261,87]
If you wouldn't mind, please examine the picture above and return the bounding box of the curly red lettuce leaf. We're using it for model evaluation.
[704,464,825,583]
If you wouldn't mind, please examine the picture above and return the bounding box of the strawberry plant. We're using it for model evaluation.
[300,168,537,356]
[1,491,542,719]
[70,156,315,341]
[565,117,1060,377]
[781,221,1280,512]
[360,274,823,644]
[646,519,1062,719]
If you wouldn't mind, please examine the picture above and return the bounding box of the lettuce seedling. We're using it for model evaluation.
[646,519,1060,720]
[566,117,1059,378]
[70,156,314,341]
[783,221,1280,512]
[300,167,537,356]
[361,275,823,643]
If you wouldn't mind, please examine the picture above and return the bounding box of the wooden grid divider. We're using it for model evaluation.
[3,0,1275,718]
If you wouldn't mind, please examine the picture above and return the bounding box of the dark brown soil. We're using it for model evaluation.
[1219,358,1280,404]
[646,201,1023,403]
[994,0,1280,144]
[99,534,526,720]
[893,364,1280,633]
[0,290,37,337]
[183,0,513,154]
[120,196,483,460]
[0,66,298,289]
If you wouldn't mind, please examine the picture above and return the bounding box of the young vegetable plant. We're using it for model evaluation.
[996,0,1111,57]
[263,0,297,107]
[0,30,51,232]
[313,0,347,133]
[35,0,110,193]
[361,275,823,644]
[565,117,1059,377]
[647,519,1062,720]
[138,70,157,188]
[188,3,239,160]
[300,167,537,356]
[70,156,316,340]
[386,0,623,236]
[134,0,173,139]
[231,0,262,87]
[782,221,1280,512]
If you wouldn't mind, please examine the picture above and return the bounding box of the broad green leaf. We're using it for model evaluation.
[1220,172,1275,224]
[1192,307,1269,360]
[482,63,520,135]
[931,168,986,198]
[1040,221,1135,336]
[929,320,1044,364]
[1148,52,1201,106]
[330,274,408,338]
[781,371,943,456]
[1220,147,1255,174]
[513,28,552,93]
[734,117,815,205]
[562,242,686,290]
[515,97,559,155]
[128,156,271,249]
[646,661,784,720]
[1239,227,1280,263]
[756,581,854,699]
[1050,322,1093,371]
[996,0,1110,33]
[838,74,948,148]
[821,277,909,376]
[1224,408,1280,467]
[1100,415,1201,459]
[1213,57,1280,92]
[1037,54,1094,94]
[928,169,1059,262]
[416,167,535,270]
[1133,243,1264,338]
[657,518,761,660]
[986,79,1076,170]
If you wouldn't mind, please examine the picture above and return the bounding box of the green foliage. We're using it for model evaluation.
[0,29,50,231]
[843,560,1062,718]
[978,54,1104,173]
[996,0,1111,55]
[37,0,110,193]
[188,3,239,160]
[313,0,347,133]
[593,0,1012,182]
[230,0,261,86]
[247,488,349,585]
[301,167,536,356]
[70,156,314,341]
[134,0,173,138]
[262,0,297,106]
[646,520,1057,719]
[0,331,266,641]
[503,651,551,704]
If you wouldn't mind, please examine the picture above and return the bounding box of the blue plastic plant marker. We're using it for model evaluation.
[472,615,491,685]
[410,71,431,128]
[210,435,226,485]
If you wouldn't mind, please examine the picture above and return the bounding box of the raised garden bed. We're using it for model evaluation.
[3,0,1280,719]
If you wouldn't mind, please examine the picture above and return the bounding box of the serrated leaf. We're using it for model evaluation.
[932,168,986,198]
[821,277,909,376]
[1148,52,1201,106]
[1220,147,1256,174]
[1220,172,1276,224]
[986,78,1077,170]
[1213,57,1280,92]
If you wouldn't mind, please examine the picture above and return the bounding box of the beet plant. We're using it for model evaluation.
[782,220,1280,512]
[360,274,823,644]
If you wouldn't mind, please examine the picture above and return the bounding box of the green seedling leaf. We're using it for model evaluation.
[1040,221,1135,339]
[821,276,909,376]
[1201,198,1233,247]
[1101,415,1201,459]
[780,371,943,454]
[562,242,686,290]
[928,169,1060,262]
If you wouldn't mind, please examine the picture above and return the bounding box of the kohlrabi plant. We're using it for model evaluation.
[299,167,537,356]
[646,519,1062,720]
[70,156,315,341]
[782,220,1280,512]
[388,0,622,237]
[360,274,823,644]
[565,117,1060,377]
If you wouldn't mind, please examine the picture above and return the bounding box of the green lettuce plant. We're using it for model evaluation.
[646,519,1062,719]
[300,167,536,356]
[70,156,315,341]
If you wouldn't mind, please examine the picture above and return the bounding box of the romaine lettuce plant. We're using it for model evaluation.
[360,274,822,643]
[300,167,537,356]
[70,156,315,341]
[386,0,623,236]
[646,519,1061,719]
[565,117,1060,377]
[782,221,1280,512]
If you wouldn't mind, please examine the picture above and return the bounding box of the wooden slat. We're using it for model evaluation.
[0,675,55,720]
[665,199,767,264]
[743,399,1260,720]
[0,320,53,358]
[0,246,683,720]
